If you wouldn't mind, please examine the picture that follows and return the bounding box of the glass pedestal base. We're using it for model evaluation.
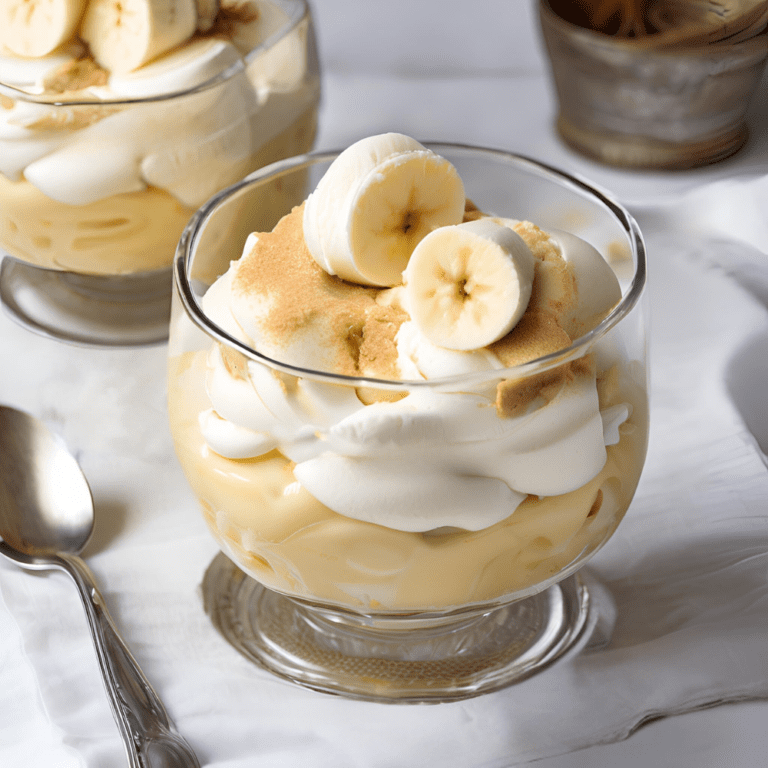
[202,553,615,703]
[0,256,172,346]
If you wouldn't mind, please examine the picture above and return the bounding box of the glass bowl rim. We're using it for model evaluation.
[174,141,647,391]
[0,0,311,106]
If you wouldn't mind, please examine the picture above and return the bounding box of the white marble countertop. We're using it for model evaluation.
[2,1,768,766]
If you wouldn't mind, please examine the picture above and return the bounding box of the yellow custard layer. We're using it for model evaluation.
[169,349,648,613]
[0,107,317,276]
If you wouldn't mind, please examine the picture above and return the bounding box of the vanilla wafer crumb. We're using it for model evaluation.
[232,204,407,379]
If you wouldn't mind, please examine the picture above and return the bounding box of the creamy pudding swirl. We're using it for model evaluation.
[169,133,647,611]
[0,0,318,274]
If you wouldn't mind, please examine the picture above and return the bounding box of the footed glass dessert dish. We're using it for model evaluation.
[168,143,649,702]
[0,0,319,346]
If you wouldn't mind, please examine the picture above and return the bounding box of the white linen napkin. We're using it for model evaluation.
[0,222,767,768]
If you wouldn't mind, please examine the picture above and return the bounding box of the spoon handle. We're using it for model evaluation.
[59,553,200,768]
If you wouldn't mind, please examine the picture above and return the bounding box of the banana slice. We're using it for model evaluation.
[0,0,86,58]
[403,219,536,351]
[303,133,465,287]
[80,0,198,75]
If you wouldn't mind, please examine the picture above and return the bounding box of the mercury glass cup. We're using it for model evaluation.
[538,0,768,169]
[0,0,319,346]
[168,145,649,702]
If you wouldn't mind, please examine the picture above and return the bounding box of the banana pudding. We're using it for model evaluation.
[0,0,319,275]
[168,134,649,614]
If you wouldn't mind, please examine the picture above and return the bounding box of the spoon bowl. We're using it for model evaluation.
[0,405,93,557]
[0,405,199,768]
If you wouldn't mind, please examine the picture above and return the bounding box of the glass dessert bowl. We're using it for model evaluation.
[0,0,319,346]
[168,138,649,702]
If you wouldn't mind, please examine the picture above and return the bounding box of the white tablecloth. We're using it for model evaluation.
[2,2,768,766]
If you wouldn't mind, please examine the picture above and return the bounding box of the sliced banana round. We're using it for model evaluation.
[303,133,465,287]
[80,0,198,75]
[403,219,536,351]
[0,0,86,58]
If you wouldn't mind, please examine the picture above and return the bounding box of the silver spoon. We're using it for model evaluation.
[0,405,200,768]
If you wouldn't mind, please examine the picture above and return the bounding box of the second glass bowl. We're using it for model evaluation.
[0,0,320,345]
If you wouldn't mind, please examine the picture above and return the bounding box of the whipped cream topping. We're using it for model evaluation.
[197,206,631,533]
[0,2,318,209]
